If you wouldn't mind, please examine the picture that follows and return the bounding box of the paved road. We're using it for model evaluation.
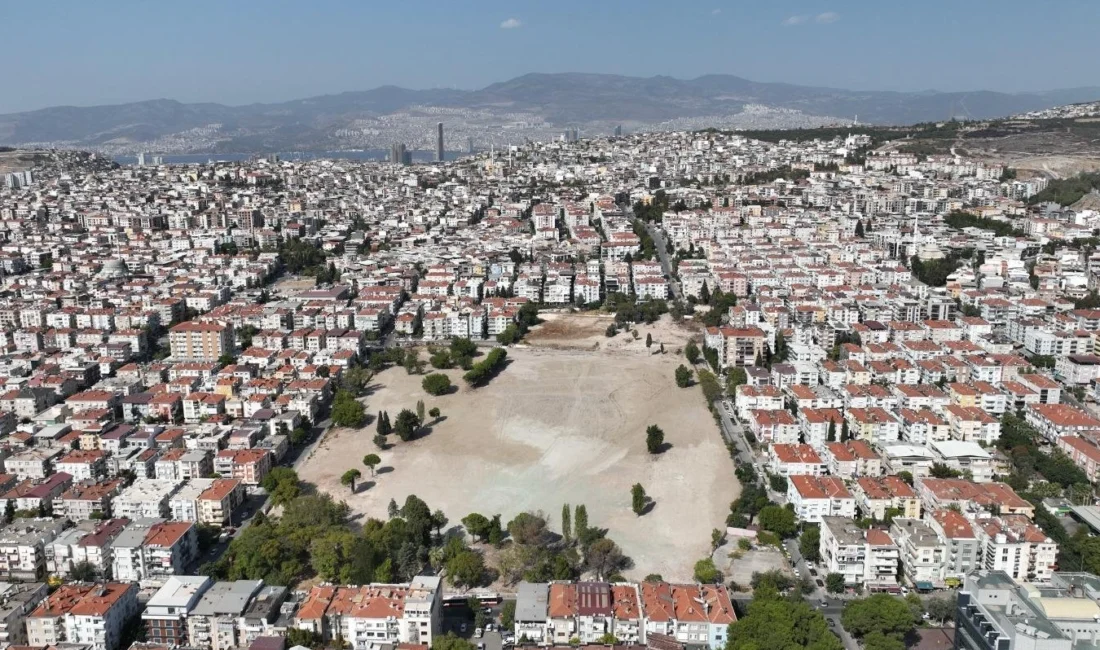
[620,202,682,302]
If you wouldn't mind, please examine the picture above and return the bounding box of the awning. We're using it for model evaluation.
[915,581,934,590]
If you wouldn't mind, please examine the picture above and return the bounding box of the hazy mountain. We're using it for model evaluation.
[2,72,1097,153]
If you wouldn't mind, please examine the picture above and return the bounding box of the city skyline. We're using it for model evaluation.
[3,0,1100,113]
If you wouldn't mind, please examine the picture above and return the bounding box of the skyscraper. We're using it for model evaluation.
[390,143,409,165]
[136,152,146,167]
[467,137,474,155]
[436,122,444,162]
[614,125,622,137]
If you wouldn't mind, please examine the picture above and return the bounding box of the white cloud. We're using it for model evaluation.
[712,8,722,15]
[783,12,838,25]
[500,18,522,29]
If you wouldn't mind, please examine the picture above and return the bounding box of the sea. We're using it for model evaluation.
[112,150,466,165]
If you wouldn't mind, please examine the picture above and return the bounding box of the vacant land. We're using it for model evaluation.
[299,315,735,581]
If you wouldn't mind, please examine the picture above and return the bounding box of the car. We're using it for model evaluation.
[809,568,818,577]
[478,644,485,650]
[816,579,825,588]
[460,624,467,633]
[827,619,836,627]
[474,628,483,638]
[820,600,828,608]
[901,587,910,595]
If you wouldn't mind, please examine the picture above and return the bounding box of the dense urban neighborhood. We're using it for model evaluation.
[3,119,1100,650]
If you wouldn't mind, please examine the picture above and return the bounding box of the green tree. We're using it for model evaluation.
[645,333,653,348]
[417,399,426,424]
[340,469,361,493]
[799,525,821,562]
[675,365,692,388]
[631,484,648,515]
[725,583,841,650]
[925,597,955,625]
[726,366,747,395]
[826,421,836,442]
[501,600,517,629]
[758,505,797,538]
[394,409,421,441]
[376,411,391,436]
[694,557,722,583]
[69,560,99,582]
[574,505,589,545]
[431,633,477,650]
[462,513,491,542]
[373,434,387,450]
[842,594,917,640]
[684,340,701,364]
[562,504,572,543]
[446,550,485,588]
[363,454,381,477]
[863,632,906,650]
[422,373,452,396]
[826,572,846,593]
[330,390,366,428]
[855,220,865,238]
[507,512,548,545]
[711,528,725,551]
[646,424,665,454]
[585,538,625,581]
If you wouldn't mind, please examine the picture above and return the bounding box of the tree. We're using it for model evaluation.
[373,434,387,450]
[422,373,452,396]
[287,628,322,649]
[432,510,449,537]
[930,463,963,479]
[631,484,648,515]
[699,281,711,305]
[574,505,589,545]
[675,365,692,388]
[840,420,850,442]
[70,560,99,582]
[693,557,722,583]
[363,454,381,477]
[562,504,572,543]
[331,390,366,428]
[646,424,665,454]
[394,409,421,441]
[462,513,492,542]
[708,527,726,549]
[606,324,618,337]
[726,366,747,396]
[855,220,865,238]
[501,600,517,630]
[340,469,361,493]
[863,632,906,650]
[376,411,391,437]
[432,633,477,650]
[842,594,917,640]
[826,572,846,593]
[725,582,841,650]
[388,499,400,519]
[289,427,309,445]
[585,538,625,580]
[925,597,955,625]
[429,407,441,418]
[645,333,653,348]
[684,340,701,364]
[758,505,797,538]
[508,512,548,545]
[826,421,836,442]
[897,470,914,486]
[799,525,821,563]
[446,550,485,588]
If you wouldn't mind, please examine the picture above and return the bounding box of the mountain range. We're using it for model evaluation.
[2,72,1098,154]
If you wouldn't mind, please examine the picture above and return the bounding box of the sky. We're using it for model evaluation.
[3,0,1100,113]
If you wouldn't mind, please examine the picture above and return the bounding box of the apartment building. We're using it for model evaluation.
[819,516,899,590]
[0,518,67,581]
[293,576,441,650]
[851,475,920,520]
[25,582,140,650]
[639,582,735,650]
[787,475,856,523]
[214,448,273,485]
[0,581,48,646]
[111,519,197,583]
[890,518,948,588]
[142,575,213,646]
[169,322,235,363]
[188,579,290,650]
[768,444,827,477]
[975,515,1058,583]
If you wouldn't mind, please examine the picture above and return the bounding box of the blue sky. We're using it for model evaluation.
[3,0,1099,113]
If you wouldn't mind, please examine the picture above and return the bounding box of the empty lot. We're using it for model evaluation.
[299,316,737,581]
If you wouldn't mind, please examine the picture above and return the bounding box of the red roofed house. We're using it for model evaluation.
[214,449,272,485]
[820,516,899,590]
[787,475,855,523]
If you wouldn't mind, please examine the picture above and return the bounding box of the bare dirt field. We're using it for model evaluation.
[298,314,736,582]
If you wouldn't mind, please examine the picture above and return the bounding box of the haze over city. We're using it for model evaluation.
[3,5,1100,650]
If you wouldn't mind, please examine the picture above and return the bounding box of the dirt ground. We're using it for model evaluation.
[298,314,736,582]
[525,312,701,352]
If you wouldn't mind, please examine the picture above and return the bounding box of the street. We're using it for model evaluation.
[620,201,682,302]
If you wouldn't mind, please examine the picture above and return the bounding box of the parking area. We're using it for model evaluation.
[441,601,514,650]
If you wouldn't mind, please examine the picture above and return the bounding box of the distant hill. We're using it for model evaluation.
[2,72,1097,154]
